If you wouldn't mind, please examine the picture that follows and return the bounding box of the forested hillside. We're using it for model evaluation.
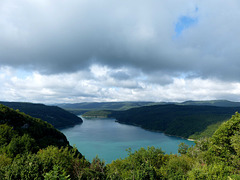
[0,105,105,179]
[178,100,240,107]
[109,104,240,139]
[59,100,240,115]
[0,102,82,128]
[1,104,240,179]
[57,101,166,115]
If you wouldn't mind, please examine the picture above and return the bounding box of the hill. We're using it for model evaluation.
[58,100,240,116]
[108,104,240,139]
[0,101,83,128]
[0,104,70,151]
[0,104,104,179]
[179,100,240,107]
[57,101,167,115]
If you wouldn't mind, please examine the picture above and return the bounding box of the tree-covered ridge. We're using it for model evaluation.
[82,110,112,118]
[57,101,167,115]
[0,104,106,179]
[0,102,83,128]
[110,104,240,139]
[59,100,240,115]
[178,100,240,107]
[0,104,69,151]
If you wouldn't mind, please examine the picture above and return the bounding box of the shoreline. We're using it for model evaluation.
[57,121,83,130]
[115,120,196,142]
[74,116,197,142]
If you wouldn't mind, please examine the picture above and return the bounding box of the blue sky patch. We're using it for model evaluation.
[16,69,33,79]
[175,16,198,36]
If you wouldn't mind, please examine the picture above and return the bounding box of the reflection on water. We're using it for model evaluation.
[61,117,194,163]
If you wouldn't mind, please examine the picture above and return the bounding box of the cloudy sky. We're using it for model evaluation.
[1,0,240,103]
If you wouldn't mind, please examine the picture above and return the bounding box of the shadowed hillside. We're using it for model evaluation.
[178,100,240,107]
[109,104,240,139]
[0,104,70,150]
[0,102,83,128]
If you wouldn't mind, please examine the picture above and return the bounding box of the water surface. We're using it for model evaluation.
[61,117,194,163]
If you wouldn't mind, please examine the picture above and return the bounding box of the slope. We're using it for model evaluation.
[0,101,83,128]
[109,104,240,139]
[179,100,240,107]
[0,104,70,150]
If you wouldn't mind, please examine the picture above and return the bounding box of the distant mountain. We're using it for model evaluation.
[179,100,240,107]
[0,102,83,128]
[108,104,240,139]
[58,100,240,115]
[57,101,171,115]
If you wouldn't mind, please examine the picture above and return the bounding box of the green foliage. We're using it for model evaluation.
[0,154,12,179]
[187,138,211,163]
[82,110,111,118]
[43,165,70,180]
[209,112,240,166]
[165,155,194,179]
[189,120,225,139]
[89,156,106,178]
[0,124,16,146]
[4,153,42,180]
[231,132,240,156]
[76,156,107,180]
[107,147,167,180]
[37,146,80,178]
[178,142,189,154]
[4,134,36,158]
[188,162,235,180]
[0,145,90,180]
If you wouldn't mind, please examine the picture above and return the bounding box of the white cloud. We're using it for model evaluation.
[1,65,240,103]
[1,0,240,102]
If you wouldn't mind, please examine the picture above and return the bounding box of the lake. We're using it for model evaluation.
[61,117,195,164]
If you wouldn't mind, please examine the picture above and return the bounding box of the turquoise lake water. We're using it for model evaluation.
[60,117,195,164]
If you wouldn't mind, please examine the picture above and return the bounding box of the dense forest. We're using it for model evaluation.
[1,104,240,179]
[0,102,83,128]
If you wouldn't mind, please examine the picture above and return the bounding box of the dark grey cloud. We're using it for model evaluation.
[110,71,131,80]
[1,0,240,82]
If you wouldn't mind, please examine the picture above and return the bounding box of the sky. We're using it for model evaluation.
[1,0,240,103]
